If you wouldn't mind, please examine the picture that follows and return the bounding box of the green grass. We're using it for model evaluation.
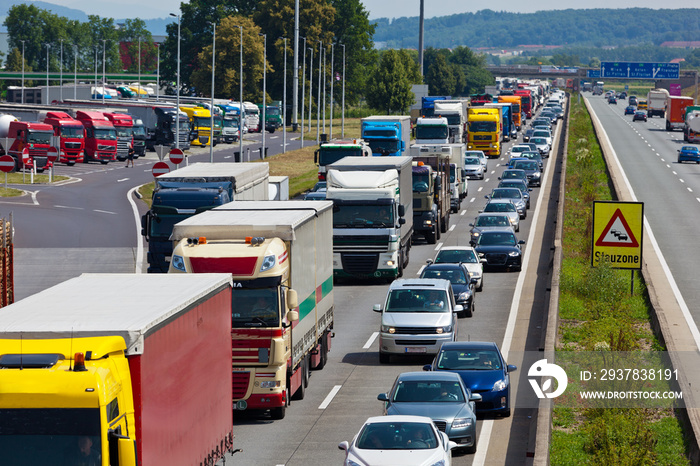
[0,172,69,197]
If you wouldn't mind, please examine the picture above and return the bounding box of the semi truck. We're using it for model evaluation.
[130,117,147,157]
[409,145,452,237]
[142,162,269,273]
[514,88,533,119]
[666,95,695,131]
[360,115,411,156]
[244,101,261,132]
[684,106,700,142]
[497,95,523,130]
[414,117,449,144]
[0,273,235,466]
[41,111,85,165]
[326,156,413,280]
[75,110,117,164]
[168,200,334,420]
[314,139,372,180]
[217,103,241,143]
[180,105,216,146]
[104,112,134,161]
[420,96,451,117]
[647,88,670,118]
[484,102,516,141]
[434,100,469,144]
[0,116,54,172]
[467,107,502,158]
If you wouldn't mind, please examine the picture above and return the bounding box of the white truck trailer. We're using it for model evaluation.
[434,100,469,144]
[326,156,413,281]
[168,200,334,420]
[647,88,670,118]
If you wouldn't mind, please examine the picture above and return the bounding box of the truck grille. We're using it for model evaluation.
[473,135,492,141]
[334,235,389,253]
[341,253,379,275]
[64,142,81,149]
[97,144,114,151]
[393,327,442,335]
[232,372,250,399]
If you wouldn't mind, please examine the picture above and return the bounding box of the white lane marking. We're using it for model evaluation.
[461,210,467,215]
[94,209,117,215]
[224,155,232,159]
[696,198,700,203]
[128,186,144,274]
[449,225,456,232]
[416,264,426,276]
[470,198,476,203]
[680,179,685,183]
[363,332,379,349]
[318,385,342,409]
[31,191,39,205]
[54,205,83,210]
[688,188,693,192]
[117,178,130,182]
[477,186,483,192]
[672,171,678,175]
[434,242,443,251]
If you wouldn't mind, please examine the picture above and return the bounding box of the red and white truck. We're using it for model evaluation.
[666,95,695,131]
[0,115,54,172]
[104,112,134,161]
[75,110,117,164]
[41,111,85,165]
[0,273,235,466]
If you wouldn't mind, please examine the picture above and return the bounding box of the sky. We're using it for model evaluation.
[29,0,693,20]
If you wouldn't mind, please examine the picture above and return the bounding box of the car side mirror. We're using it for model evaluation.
[447,440,459,451]
[423,364,432,371]
[480,258,487,264]
[468,223,474,227]
[519,240,526,245]
[507,364,518,372]
[377,393,389,402]
[453,304,464,314]
[469,393,482,402]
[338,441,349,451]
[470,278,479,285]
[373,304,382,313]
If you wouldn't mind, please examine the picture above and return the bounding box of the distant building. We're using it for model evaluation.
[660,41,700,49]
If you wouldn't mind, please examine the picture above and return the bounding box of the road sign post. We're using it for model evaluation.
[152,161,170,178]
[591,201,644,270]
[21,148,29,184]
[0,155,14,189]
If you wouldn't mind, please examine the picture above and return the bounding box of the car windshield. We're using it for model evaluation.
[682,146,698,152]
[436,349,502,370]
[435,249,478,264]
[531,138,546,144]
[392,380,465,403]
[464,157,480,166]
[484,202,516,213]
[476,215,510,227]
[477,232,517,246]
[501,171,524,180]
[492,189,520,199]
[231,288,280,327]
[513,161,537,171]
[421,267,468,285]
[465,151,484,158]
[356,421,438,450]
[533,131,550,138]
[386,289,450,313]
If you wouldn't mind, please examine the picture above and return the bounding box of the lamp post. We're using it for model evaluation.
[259,33,267,159]
[300,36,306,147]
[292,0,299,131]
[317,40,322,145]
[322,44,326,136]
[59,39,64,101]
[73,45,77,99]
[308,46,313,135]
[341,43,346,137]
[207,21,216,163]
[102,39,106,104]
[44,43,50,104]
[280,37,287,153]
[138,37,142,98]
[232,25,243,160]
[330,43,334,139]
[156,43,160,101]
[20,40,25,104]
[170,13,181,149]
[94,46,98,96]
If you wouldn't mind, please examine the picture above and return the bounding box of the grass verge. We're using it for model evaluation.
[549,97,689,465]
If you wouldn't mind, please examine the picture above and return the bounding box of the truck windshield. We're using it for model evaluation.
[0,408,101,466]
[132,125,146,137]
[469,121,497,133]
[415,125,448,140]
[442,115,461,125]
[223,118,238,128]
[413,174,430,192]
[232,288,280,327]
[115,127,132,138]
[449,166,456,183]
[319,148,362,166]
[332,204,393,228]
[27,131,53,144]
[61,126,84,138]
[366,139,399,154]
[386,289,450,313]
[94,128,117,140]
[193,117,211,128]
[267,107,280,116]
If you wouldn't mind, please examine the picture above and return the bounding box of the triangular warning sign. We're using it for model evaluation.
[595,208,639,247]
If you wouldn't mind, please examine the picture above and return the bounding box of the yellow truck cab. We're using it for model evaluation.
[467,107,502,158]
[180,105,214,146]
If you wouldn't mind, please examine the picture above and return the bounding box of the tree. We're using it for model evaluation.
[5,48,32,87]
[117,19,157,73]
[366,49,419,114]
[425,54,455,95]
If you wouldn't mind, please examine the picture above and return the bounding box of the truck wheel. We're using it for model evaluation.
[292,363,306,401]
[100,161,108,165]
[379,352,391,364]
[270,399,287,420]
[303,354,311,388]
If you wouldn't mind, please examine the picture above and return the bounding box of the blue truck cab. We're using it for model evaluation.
[360,115,411,157]
[421,96,452,117]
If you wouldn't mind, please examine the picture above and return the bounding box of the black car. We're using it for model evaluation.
[511,159,542,187]
[633,111,648,122]
[629,95,638,106]
[473,229,526,272]
[522,127,535,142]
[608,96,617,104]
[420,263,477,317]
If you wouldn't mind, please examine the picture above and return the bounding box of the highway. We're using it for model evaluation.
[1,108,564,465]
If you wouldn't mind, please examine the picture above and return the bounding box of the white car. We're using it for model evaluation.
[509,145,533,158]
[339,415,457,466]
[433,245,486,291]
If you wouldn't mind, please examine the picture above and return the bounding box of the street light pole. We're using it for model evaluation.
[208,21,216,163]
[308,46,313,135]
[44,43,50,104]
[20,40,25,104]
[102,39,106,104]
[59,39,64,101]
[156,43,160,101]
[232,25,243,160]
[73,45,77,99]
[259,33,267,159]
[292,0,299,131]
[281,37,287,153]
[317,40,322,145]
[170,13,181,149]
[138,37,142,98]
[330,43,334,139]
[341,43,346,137]
[300,37,306,147]
[322,44,326,136]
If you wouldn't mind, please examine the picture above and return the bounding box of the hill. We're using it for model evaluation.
[373,8,700,50]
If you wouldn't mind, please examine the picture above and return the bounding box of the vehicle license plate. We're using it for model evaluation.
[405,347,427,353]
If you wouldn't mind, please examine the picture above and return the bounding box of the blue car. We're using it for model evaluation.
[678,146,700,164]
[624,105,636,115]
[424,341,517,417]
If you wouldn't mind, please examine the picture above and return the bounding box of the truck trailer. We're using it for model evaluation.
[326,156,413,280]
[142,162,269,273]
[434,100,469,144]
[169,200,334,420]
[360,115,411,157]
[409,145,452,239]
[647,88,670,118]
[666,95,695,131]
[0,273,235,466]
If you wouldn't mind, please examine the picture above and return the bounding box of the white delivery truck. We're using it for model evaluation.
[169,200,334,420]
[414,117,449,144]
[326,156,413,281]
[434,100,469,144]
[647,88,670,118]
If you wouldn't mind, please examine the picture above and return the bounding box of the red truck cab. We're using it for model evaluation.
[103,112,134,161]
[514,89,533,119]
[4,121,54,172]
[75,110,117,164]
[42,111,85,165]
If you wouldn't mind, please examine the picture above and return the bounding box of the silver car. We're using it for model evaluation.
[463,156,485,180]
[465,150,488,171]
[487,185,528,217]
[374,279,462,363]
[469,212,515,245]
[480,199,520,231]
[378,371,480,453]
[530,137,550,157]
[532,130,552,147]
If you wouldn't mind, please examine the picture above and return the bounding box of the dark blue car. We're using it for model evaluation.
[678,146,700,164]
[424,341,517,417]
